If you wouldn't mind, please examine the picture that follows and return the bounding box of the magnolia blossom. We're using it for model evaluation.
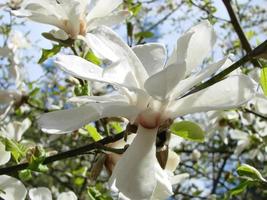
[0,175,27,200]
[0,118,31,165]
[0,90,22,121]
[15,0,129,40]
[29,187,77,200]
[39,22,255,199]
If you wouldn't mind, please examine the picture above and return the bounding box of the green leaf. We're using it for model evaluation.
[74,83,90,96]
[260,64,267,96]
[229,180,250,196]
[5,138,28,163]
[38,44,62,64]
[170,121,205,142]
[85,51,101,65]
[85,125,103,141]
[19,169,32,181]
[27,146,48,173]
[134,31,154,39]
[131,3,142,16]
[237,164,267,182]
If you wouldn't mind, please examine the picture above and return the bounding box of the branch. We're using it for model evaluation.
[184,39,267,97]
[222,0,261,68]
[211,155,229,194]
[0,130,129,175]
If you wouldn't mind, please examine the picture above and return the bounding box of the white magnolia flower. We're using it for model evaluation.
[1,118,31,141]
[0,91,22,121]
[15,0,129,40]
[0,175,27,200]
[39,21,255,199]
[0,118,30,165]
[29,187,77,200]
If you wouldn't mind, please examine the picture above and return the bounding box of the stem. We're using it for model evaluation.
[0,131,126,175]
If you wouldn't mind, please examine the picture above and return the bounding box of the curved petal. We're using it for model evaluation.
[165,150,180,172]
[87,0,122,20]
[88,11,131,30]
[109,126,158,200]
[57,191,77,200]
[29,187,52,200]
[38,103,139,134]
[151,163,173,200]
[132,43,167,77]
[68,93,130,105]
[0,143,11,165]
[0,175,27,200]
[55,55,140,90]
[171,57,231,99]
[87,26,148,88]
[181,20,216,75]
[38,105,99,134]
[168,75,256,118]
[144,62,186,100]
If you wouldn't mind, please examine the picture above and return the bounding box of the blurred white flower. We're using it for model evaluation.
[0,91,22,121]
[192,149,201,161]
[0,143,11,165]
[15,0,130,40]
[1,118,31,141]
[0,175,27,200]
[29,187,77,200]
[39,21,255,199]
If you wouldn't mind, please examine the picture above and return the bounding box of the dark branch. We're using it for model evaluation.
[222,0,261,68]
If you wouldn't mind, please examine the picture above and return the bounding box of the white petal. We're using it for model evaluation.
[0,175,27,200]
[132,43,167,77]
[57,191,77,200]
[88,11,131,30]
[254,94,267,115]
[38,105,100,134]
[170,173,189,185]
[144,62,186,100]
[171,57,230,99]
[183,20,216,75]
[68,93,129,105]
[88,26,148,88]
[16,118,32,141]
[38,103,139,134]
[152,163,173,200]
[50,29,69,40]
[109,126,158,200]
[55,55,139,90]
[166,31,193,68]
[168,75,256,118]
[165,150,180,172]
[29,187,52,200]
[87,0,122,20]
[0,143,11,165]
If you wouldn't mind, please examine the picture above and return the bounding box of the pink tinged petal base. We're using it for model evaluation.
[109,126,158,200]
[168,75,256,118]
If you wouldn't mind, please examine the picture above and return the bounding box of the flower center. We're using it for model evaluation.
[137,110,161,129]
